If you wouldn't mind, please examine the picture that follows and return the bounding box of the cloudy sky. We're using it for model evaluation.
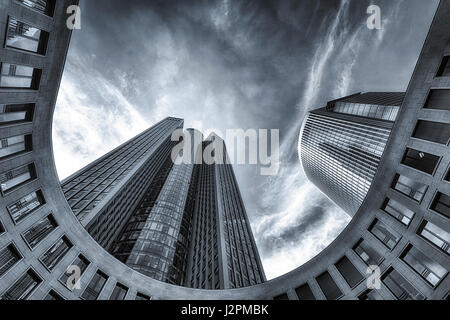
[53,0,439,280]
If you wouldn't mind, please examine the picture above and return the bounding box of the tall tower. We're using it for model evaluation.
[61,117,184,250]
[186,135,266,289]
[112,129,203,285]
[299,92,405,215]
[63,122,265,288]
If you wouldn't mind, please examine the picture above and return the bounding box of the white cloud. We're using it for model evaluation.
[52,53,149,180]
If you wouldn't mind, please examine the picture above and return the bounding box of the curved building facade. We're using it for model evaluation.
[0,0,448,300]
[299,93,403,216]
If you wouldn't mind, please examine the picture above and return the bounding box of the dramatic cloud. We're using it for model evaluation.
[53,0,438,279]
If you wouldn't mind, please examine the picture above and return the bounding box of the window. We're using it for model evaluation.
[391,174,428,203]
[382,198,415,226]
[0,221,4,234]
[316,271,343,300]
[0,163,37,194]
[60,255,90,290]
[40,236,72,271]
[431,192,450,218]
[273,293,289,300]
[0,244,21,277]
[135,293,151,300]
[1,269,42,300]
[369,219,401,250]
[6,17,49,55]
[44,290,63,300]
[0,104,34,126]
[81,270,108,300]
[401,148,440,175]
[400,245,447,287]
[295,284,316,300]
[0,63,42,89]
[109,283,128,300]
[436,56,450,77]
[413,120,450,145]
[335,256,364,288]
[22,214,57,249]
[418,221,450,254]
[445,168,450,182]
[7,190,45,223]
[382,268,424,300]
[358,290,380,300]
[353,239,384,266]
[424,89,450,110]
[0,134,32,160]
[15,0,56,16]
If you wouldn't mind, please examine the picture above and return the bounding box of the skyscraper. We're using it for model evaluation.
[62,122,265,289]
[299,92,405,215]
[61,117,185,250]
[186,135,266,289]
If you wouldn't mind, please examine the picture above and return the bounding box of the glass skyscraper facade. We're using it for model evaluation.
[61,117,184,250]
[299,93,404,215]
[186,136,266,289]
[62,123,265,288]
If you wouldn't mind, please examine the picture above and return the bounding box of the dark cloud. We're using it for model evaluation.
[258,203,328,253]
[54,0,439,278]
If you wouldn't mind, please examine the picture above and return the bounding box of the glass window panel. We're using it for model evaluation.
[358,290,380,300]
[135,292,150,300]
[382,268,425,300]
[81,270,108,300]
[354,239,384,266]
[316,271,342,300]
[369,219,401,250]
[413,120,450,145]
[382,198,415,226]
[401,245,448,287]
[431,192,450,218]
[335,256,364,288]
[0,104,34,125]
[6,17,49,54]
[424,89,450,110]
[60,255,90,290]
[392,174,428,202]
[0,63,41,89]
[401,148,440,175]
[418,221,450,254]
[22,214,57,249]
[436,56,450,77]
[109,283,128,300]
[15,0,56,16]
[7,190,45,223]
[0,134,32,161]
[44,290,63,300]
[295,284,316,300]
[40,236,72,271]
[1,269,41,300]
[0,163,36,194]
[0,244,21,277]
